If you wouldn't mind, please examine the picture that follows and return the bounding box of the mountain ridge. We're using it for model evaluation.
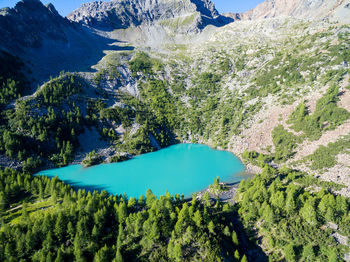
[67,0,234,31]
[241,0,350,23]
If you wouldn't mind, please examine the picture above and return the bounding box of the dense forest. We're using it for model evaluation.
[0,168,248,262]
[237,166,350,261]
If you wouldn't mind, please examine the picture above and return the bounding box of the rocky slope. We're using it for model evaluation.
[241,0,350,23]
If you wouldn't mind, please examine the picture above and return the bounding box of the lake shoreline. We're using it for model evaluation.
[36,144,246,198]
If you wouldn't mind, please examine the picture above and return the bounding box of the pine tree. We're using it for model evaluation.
[113,248,124,262]
[234,250,240,260]
[127,197,136,209]
[46,251,54,262]
[21,202,29,220]
[55,248,64,262]
[241,254,248,262]
[167,240,174,259]
[223,226,230,237]
[93,245,110,262]
[302,244,315,262]
[4,242,15,260]
[54,213,65,241]
[0,192,7,211]
[149,222,160,241]
[118,202,127,223]
[173,243,183,262]
[146,189,156,207]
[328,249,338,262]
[286,193,296,214]
[208,221,215,234]
[193,210,203,228]
[74,233,84,262]
[285,244,296,262]
[117,224,125,248]
[232,231,239,246]
[67,221,75,241]
[203,191,211,207]
[42,232,53,253]
[300,202,317,225]
[138,195,145,207]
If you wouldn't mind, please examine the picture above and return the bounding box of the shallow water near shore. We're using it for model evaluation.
[36,144,247,198]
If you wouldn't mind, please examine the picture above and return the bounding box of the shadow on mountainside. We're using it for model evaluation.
[25,30,135,87]
[0,0,135,87]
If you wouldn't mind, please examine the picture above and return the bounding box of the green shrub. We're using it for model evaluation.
[288,84,350,141]
[82,150,103,167]
[272,125,301,161]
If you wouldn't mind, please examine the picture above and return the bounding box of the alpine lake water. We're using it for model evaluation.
[36,144,247,198]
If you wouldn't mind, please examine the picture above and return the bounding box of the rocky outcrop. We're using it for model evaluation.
[67,0,234,32]
[241,0,350,23]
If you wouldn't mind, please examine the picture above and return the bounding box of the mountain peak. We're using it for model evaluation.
[46,3,60,16]
[67,0,233,31]
[0,0,68,51]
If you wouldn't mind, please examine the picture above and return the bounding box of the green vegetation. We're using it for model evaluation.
[36,74,83,106]
[208,177,229,195]
[304,134,350,170]
[0,51,28,108]
[0,168,248,262]
[0,74,87,168]
[82,150,103,167]
[248,53,304,99]
[242,150,272,168]
[187,72,220,99]
[0,100,82,167]
[237,166,350,262]
[272,125,302,161]
[128,52,163,77]
[288,84,349,141]
[94,66,121,85]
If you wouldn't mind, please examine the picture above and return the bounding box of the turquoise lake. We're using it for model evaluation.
[36,144,246,198]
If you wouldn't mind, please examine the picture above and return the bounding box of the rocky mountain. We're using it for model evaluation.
[0,0,235,84]
[67,0,233,31]
[241,0,350,23]
[0,0,69,51]
[0,0,127,84]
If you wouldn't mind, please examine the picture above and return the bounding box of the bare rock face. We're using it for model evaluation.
[241,0,350,23]
[67,0,233,32]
